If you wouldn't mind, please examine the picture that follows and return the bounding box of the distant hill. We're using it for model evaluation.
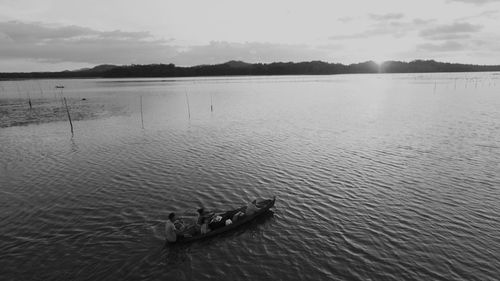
[380,60,500,73]
[69,64,118,73]
[221,60,253,68]
[1,60,500,79]
[87,64,118,73]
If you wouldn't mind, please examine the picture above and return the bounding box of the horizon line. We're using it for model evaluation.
[3,58,500,74]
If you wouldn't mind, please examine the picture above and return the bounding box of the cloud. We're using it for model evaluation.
[419,22,482,40]
[0,21,95,42]
[369,13,404,21]
[413,18,436,25]
[330,18,430,40]
[476,9,499,17]
[329,30,383,40]
[417,40,465,51]
[456,9,499,20]
[338,16,354,23]
[0,20,340,68]
[423,33,472,40]
[0,21,177,65]
[448,0,500,5]
[0,21,338,69]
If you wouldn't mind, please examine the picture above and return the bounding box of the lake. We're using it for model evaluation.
[1,73,499,280]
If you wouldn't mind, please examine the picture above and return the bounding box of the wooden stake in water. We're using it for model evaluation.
[25,88,33,110]
[185,92,191,120]
[59,87,65,106]
[63,97,74,136]
[140,95,144,129]
[210,93,214,112]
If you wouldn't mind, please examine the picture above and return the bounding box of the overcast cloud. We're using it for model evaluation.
[448,0,500,5]
[0,21,176,65]
[419,22,483,39]
[0,0,500,71]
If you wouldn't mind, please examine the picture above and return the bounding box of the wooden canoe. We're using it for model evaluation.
[174,196,276,243]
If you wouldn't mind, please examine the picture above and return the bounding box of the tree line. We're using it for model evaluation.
[1,60,500,79]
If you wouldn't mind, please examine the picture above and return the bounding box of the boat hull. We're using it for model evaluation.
[174,197,276,243]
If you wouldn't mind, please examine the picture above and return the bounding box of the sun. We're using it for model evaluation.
[372,59,386,73]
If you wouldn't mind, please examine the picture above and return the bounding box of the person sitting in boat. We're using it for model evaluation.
[245,200,260,216]
[230,200,260,222]
[196,208,203,223]
[200,217,211,235]
[196,208,213,224]
[165,212,181,243]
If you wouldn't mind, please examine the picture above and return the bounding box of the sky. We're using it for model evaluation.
[1,0,500,71]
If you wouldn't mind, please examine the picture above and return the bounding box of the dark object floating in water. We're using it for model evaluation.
[55,85,65,89]
[82,98,87,101]
[175,196,276,243]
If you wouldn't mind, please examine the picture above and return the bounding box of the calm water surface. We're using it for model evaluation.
[1,74,499,280]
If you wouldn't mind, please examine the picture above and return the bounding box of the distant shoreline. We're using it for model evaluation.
[1,59,500,80]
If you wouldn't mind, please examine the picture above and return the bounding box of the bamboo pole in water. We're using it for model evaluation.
[27,86,32,110]
[140,95,144,129]
[60,88,65,106]
[185,92,191,120]
[20,81,33,110]
[63,97,74,136]
[210,93,214,112]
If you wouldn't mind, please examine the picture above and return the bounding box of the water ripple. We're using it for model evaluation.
[1,74,500,280]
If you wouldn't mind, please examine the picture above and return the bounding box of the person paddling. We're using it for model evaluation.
[196,208,207,225]
[165,212,180,243]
